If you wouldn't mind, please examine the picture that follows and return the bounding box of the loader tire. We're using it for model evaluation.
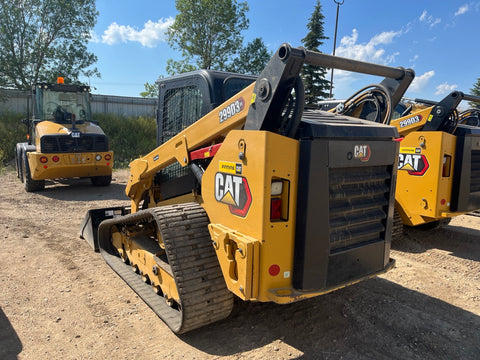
[97,202,233,334]
[91,175,112,186]
[22,152,44,192]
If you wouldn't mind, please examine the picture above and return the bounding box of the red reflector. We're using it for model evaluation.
[270,198,282,220]
[269,264,280,276]
[52,156,59,162]
[40,156,48,163]
[106,162,110,166]
[105,154,112,160]
[441,199,446,205]
[43,165,47,169]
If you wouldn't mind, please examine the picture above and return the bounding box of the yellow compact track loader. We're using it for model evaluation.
[332,87,480,233]
[392,93,480,231]
[80,44,415,334]
[15,78,113,192]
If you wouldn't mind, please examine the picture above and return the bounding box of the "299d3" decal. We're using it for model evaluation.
[219,97,245,123]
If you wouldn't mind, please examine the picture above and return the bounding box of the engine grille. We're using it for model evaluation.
[328,166,391,252]
[40,134,109,153]
[470,150,480,193]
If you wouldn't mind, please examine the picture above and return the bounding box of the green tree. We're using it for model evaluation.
[165,58,197,76]
[140,81,159,98]
[470,78,480,108]
[166,0,249,74]
[227,37,271,75]
[301,0,330,104]
[0,0,100,90]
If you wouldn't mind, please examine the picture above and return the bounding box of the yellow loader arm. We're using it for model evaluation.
[126,83,255,212]
[125,44,415,212]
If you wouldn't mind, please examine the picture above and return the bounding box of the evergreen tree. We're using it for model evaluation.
[301,0,330,104]
[470,78,480,108]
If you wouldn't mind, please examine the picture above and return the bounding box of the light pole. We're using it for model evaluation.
[329,0,344,98]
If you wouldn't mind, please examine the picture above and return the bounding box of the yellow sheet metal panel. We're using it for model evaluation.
[395,131,460,225]
[27,151,113,180]
[34,120,107,151]
[203,130,299,302]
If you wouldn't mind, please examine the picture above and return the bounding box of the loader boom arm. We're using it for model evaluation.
[126,83,255,210]
[126,43,414,212]
[390,92,480,136]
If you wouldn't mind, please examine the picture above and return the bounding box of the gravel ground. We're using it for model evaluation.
[0,169,479,359]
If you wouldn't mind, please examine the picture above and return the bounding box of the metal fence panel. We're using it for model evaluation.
[0,89,157,117]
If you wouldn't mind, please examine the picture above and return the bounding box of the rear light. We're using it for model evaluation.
[270,179,289,221]
[270,198,282,220]
[271,181,283,196]
[95,154,102,161]
[104,154,112,160]
[40,156,48,163]
[52,155,60,162]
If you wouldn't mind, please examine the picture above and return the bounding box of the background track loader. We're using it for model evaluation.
[332,86,480,234]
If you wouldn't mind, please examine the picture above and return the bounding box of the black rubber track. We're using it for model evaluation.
[392,207,405,240]
[97,202,233,334]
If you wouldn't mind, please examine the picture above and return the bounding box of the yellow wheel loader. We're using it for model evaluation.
[332,86,480,234]
[80,44,415,334]
[15,78,113,192]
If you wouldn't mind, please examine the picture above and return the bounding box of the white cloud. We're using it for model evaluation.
[455,4,469,16]
[419,10,441,27]
[386,52,400,64]
[102,18,174,47]
[335,29,402,65]
[370,31,399,46]
[435,82,458,95]
[339,28,359,48]
[409,70,435,92]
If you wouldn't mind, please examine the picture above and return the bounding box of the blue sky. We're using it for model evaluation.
[83,0,480,102]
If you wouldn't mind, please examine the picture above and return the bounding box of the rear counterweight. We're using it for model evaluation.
[293,113,399,290]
